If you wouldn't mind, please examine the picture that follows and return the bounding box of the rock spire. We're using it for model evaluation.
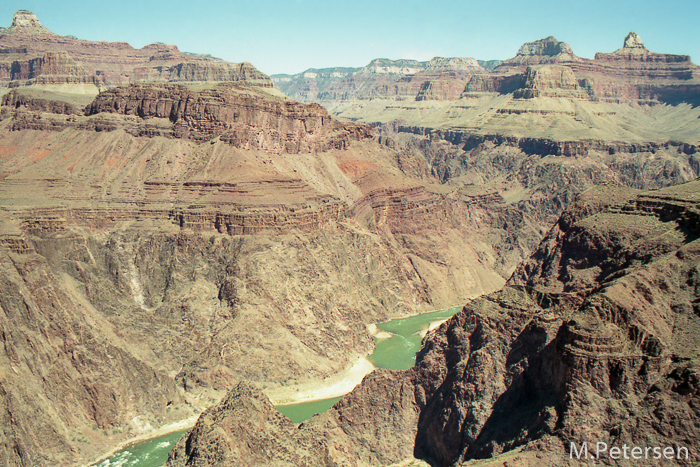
[623,31,645,49]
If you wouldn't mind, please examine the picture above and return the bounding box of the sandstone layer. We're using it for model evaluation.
[273,57,489,103]
[276,33,700,108]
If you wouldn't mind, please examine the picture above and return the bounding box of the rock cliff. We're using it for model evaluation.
[512,65,590,99]
[492,32,700,104]
[2,15,700,467]
[84,82,372,152]
[290,32,700,120]
[501,36,580,68]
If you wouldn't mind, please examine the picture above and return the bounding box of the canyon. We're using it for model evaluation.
[0,8,699,467]
[171,180,700,466]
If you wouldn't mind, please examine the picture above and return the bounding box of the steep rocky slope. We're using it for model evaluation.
[171,180,700,466]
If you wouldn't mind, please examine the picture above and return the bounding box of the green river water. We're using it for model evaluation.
[93,306,461,466]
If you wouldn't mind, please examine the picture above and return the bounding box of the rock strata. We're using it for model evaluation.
[274,56,486,103]
[1,89,82,114]
[173,180,700,466]
[0,10,274,89]
[2,10,53,35]
[0,58,521,465]
[506,36,579,66]
[512,65,590,99]
[284,33,700,108]
[0,82,374,153]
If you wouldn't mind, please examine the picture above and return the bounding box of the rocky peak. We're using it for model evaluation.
[6,10,53,35]
[516,36,574,57]
[623,31,645,49]
[496,36,580,69]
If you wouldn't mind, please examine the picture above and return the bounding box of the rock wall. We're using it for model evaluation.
[277,32,700,106]
[275,57,486,103]
[84,83,374,152]
[512,65,591,99]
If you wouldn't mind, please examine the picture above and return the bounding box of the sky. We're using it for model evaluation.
[3,0,700,76]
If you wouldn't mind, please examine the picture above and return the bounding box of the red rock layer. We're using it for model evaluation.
[83,83,373,152]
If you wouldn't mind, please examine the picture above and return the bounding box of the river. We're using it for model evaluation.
[91,305,462,466]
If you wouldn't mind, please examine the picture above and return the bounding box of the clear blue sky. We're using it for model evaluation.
[3,1,699,75]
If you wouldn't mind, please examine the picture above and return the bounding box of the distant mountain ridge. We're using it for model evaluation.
[273,56,501,102]
[0,10,273,93]
[274,32,700,107]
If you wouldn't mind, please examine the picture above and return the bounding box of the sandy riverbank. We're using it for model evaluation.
[85,415,199,466]
[265,313,456,406]
[419,318,450,338]
[264,356,376,405]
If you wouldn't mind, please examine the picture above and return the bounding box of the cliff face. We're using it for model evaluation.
[2,15,700,467]
[83,82,372,152]
[499,36,581,68]
[493,32,700,105]
[512,65,591,99]
[0,10,273,90]
[174,180,700,466]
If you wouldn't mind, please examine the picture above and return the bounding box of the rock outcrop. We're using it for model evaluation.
[2,16,700,467]
[512,65,590,99]
[83,82,372,152]
[623,31,645,49]
[285,32,700,110]
[1,10,53,35]
[586,32,700,103]
[1,88,82,114]
[0,57,521,465]
[502,36,580,67]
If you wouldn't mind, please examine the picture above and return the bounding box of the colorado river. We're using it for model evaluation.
[92,305,462,465]
[90,429,188,467]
